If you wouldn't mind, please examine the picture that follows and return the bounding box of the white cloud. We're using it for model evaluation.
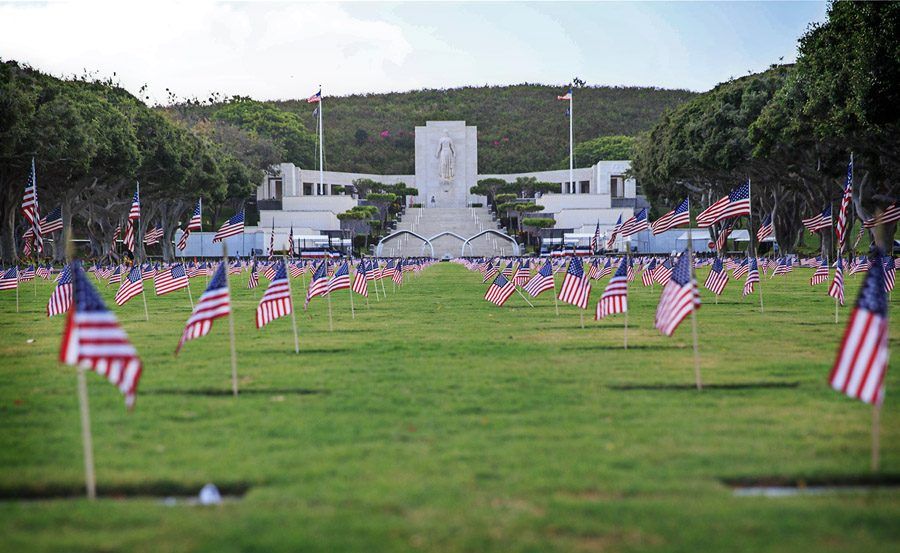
[0,1,415,103]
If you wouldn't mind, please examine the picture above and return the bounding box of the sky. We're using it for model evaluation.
[0,1,828,104]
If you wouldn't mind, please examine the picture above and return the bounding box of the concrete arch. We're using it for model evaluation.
[376,230,434,257]
[463,230,520,257]
[429,231,473,258]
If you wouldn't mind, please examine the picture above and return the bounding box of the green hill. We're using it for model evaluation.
[173,84,696,175]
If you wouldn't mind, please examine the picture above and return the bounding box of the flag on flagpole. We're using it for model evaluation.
[828,252,889,405]
[484,273,516,306]
[48,264,73,316]
[60,262,142,408]
[523,260,555,297]
[305,261,329,308]
[154,264,189,296]
[557,257,591,309]
[123,187,140,253]
[595,258,628,319]
[307,89,322,103]
[248,261,260,289]
[742,257,760,297]
[213,210,245,242]
[178,199,202,251]
[21,158,43,255]
[802,205,833,233]
[836,156,853,250]
[864,204,900,228]
[756,213,774,242]
[557,88,572,101]
[619,208,649,237]
[651,199,690,235]
[828,257,845,306]
[114,266,144,306]
[328,261,351,293]
[256,262,293,328]
[704,257,728,295]
[590,221,601,252]
[176,262,231,353]
[605,214,622,249]
[697,183,750,228]
[352,260,369,297]
[655,251,700,336]
[810,258,830,285]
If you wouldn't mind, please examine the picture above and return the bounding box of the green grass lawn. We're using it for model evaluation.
[0,262,897,553]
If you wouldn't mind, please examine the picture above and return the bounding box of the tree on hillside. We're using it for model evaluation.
[558,135,636,169]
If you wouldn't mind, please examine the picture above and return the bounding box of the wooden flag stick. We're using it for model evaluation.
[283,252,300,354]
[348,275,356,319]
[222,243,239,397]
[16,270,19,313]
[872,403,881,472]
[552,273,560,316]
[687,205,703,390]
[186,279,194,309]
[624,303,629,350]
[140,277,150,321]
[77,368,97,500]
[326,289,334,331]
[514,286,535,307]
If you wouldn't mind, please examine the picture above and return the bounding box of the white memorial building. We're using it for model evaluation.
[256,120,647,256]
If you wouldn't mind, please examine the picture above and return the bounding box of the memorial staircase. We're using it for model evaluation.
[378,207,518,258]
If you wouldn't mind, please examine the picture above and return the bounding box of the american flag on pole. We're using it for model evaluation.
[802,205,832,233]
[108,265,123,285]
[697,183,751,228]
[597,258,614,279]
[810,258,830,286]
[654,259,673,286]
[619,208,649,237]
[742,257,759,297]
[523,260,555,297]
[884,258,896,293]
[557,88,572,101]
[38,205,63,234]
[715,218,737,252]
[828,257,845,306]
[114,266,144,306]
[605,214,622,249]
[176,262,231,353]
[256,262,293,329]
[60,262,142,408]
[123,188,140,253]
[392,259,404,285]
[514,260,531,286]
[307,89,322,103]
[651,198,690,235]
[213,210,245,242]
[352,260,369,297]
[178,199,202,251]
[595,258,628,320]
[20,265,35,281]
[642,259,657,287]
[590,221,601,253]
[655,251,700,336]
[557,257,591,309]
[154,264,189,296]
[21,158,42,255]
[288,225,295,256]
[143,224,163,246]
[772,257,793,277]
[836,156,853,250]
[328,261,351,293]
[484,273,516,306]
[0,267,18,290]
[704,257,728,295]
[305,261,329,308]
[864,204,900,228]
[48,264,73,316]
[756,213,774,242]
[248,261,260,289]
[732,257,750,280]
[268,221,275,258]
[828,252,889,405]
[111,223,121,251]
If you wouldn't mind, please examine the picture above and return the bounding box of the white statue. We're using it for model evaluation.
[435,131,455,182]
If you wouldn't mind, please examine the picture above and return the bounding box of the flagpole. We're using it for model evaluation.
[625,249,631,350]
[747,179,764,313]
[222,243,239,397]
[326,288,334,331]
[140,274,149,321]
[66,223,96,500]
[348,267,356,319]
[186,277,194,309]
[687,198,702,390]
[552,265,560,316]
[568,85,574,197]
[15,269,19,313]
[283,250,300,354]
[318,86,325,198]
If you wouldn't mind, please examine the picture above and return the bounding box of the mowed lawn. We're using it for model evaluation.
[0,262,898,553]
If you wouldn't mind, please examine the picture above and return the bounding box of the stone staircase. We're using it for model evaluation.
[378,207,518,258]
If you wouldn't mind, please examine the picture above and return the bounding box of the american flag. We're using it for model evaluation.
[37,205,63,234]
[263,263,278,281]
[256,262,293,328]
[305,261,329,308]
[108,265,123,285]
[655,252,700,336]
[229,261,242,276]
[144,224,164,245]
[605,214,622,249]
[392,259,404,285]
[619,208,650,237]
[697,183,751,228]
[37,263,52,279]
[176,262,230,353]
[715,218,736,251]
[178,199,202,251]
[772,257,793,277]
[523,260,555,297]
[864,203,900,228]
[48,264,73,316]
[557,257,591,309]
[642,259,657,287]
[704,257,729,295]
[654,260,673,286]
[850,256,870,276]
[732,258,749,280]
[21,158,42,255]
[352,260,369,296]
[836,157,853,250]
[288,224,295,256]
[289,261,303,279]
[0,267,18,290]
[268,221,275,258]
[810,259,830,286]
[557,88,572,101]
[20,265,35,281]
[111,223,121,251]
[756,213,774,242]
[155,264,189,296]
[60,262,142,408]
[328,261,351,292]
[828,257,845,306]
[501,262,515,279]
[213,210,245,242]
[114,266,145,306]
[514,260,531,286]
[802,204,832,233]
[248,262,259,289]
[829,253,889,405]
[743,257,759,297]
[484,273,516,306]
[123,188,141,253]
[590,221,601,252]
[307,89,322,103]
[597,258,614,279]
[482,261,499,283]
[588,258,601,279]
[884,258,896,293]
[651,198,690,235]
[595,258,628,319]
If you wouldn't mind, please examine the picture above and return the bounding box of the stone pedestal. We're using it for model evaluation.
[414,121,478,208]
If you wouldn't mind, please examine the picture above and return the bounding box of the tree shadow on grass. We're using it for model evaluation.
[0,480,253,500]
[144,388,328,397]
[608,382,800,391]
